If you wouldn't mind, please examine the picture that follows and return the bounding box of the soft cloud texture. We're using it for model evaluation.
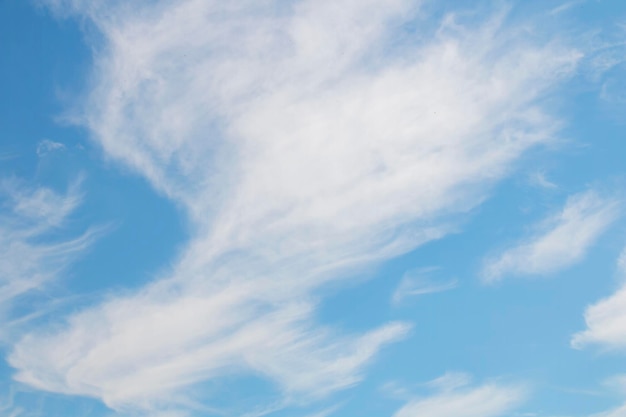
[0,178,94,339]
[571,246,626,351]
[392,268,457,305]
[12,299,409,410]
[36,139,66,157]
[482,190,621,283]
[393,374,526,417]
[10,0,583,414]
[591,403,626,417]
[573,285,626,351]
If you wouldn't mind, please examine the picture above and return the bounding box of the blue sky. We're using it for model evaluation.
[1,0,626,416]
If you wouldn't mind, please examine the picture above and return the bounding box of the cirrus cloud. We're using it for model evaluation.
[482,189,621,283]
[10,0,583,415]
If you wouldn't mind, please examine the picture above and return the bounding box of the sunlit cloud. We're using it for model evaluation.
[572,245,626,351]
[9,0,585,415]
[482,189,621,283]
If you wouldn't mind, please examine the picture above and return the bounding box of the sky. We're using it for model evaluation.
[1,0,626,416]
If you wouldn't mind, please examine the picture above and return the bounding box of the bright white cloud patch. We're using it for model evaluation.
[11,300,409,409]
[573,285,626,351]
[393,374,526,417]
[569,248,626,417]
[528,170,558,189]
[572,247,626,351]
[10,0,583,414]
[482,190,621,283]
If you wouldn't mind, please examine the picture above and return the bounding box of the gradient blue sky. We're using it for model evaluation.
[2,1,626,416]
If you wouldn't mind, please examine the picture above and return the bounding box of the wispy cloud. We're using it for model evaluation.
[36,139,65,157]
[573,284,626,351]
[567,251,626,416]
[548,0,586,16]
[299,403,343,417]
[393,373,527,417]
[571,246,626,351]
[528,171,558,190]
[426,372,474,392]
[482,190,621,283]
[392,268,457,306]
[11,294,410,411]
[0,178,96,340]
[0,385,24,417]
[561,374,626,417]
[11,0,582,414]
[618,246,626,273]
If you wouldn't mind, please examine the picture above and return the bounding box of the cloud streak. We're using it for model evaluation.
[392,268,457,306]
[393,374,527,417]
[482,189,621,283]
[572,246,626,351]
[36,139,66,157]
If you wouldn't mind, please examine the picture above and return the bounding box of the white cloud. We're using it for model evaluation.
[571,248,626,351]
[393,375,527,417]
[12,0,582,414]
[10,291,410,411]
[426,372,473,392]
[36,139,65,157]
[392,268,457,305]
[0,179,95,340]
[482,190,621,283]
[573,283,626,351]
[618,246,626,273]
[299,404,343,417]
[0,385,24,417]
[528,171,558,189]
[569,251,626,417]
[591,403,626,417]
